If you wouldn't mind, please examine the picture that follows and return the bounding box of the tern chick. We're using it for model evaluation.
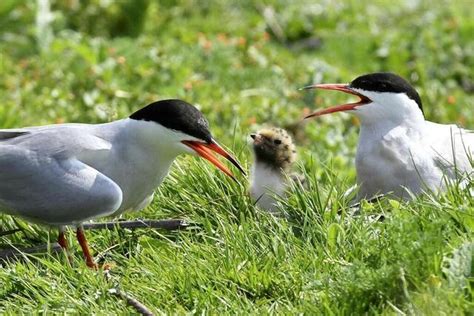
[249,127,299,213]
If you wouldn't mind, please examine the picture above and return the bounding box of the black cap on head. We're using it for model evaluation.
[350,72,423,113]
[130,99,212,142]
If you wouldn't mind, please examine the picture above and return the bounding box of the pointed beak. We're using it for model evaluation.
[301,83,371,119]
[249,133,263,146]
[182,139,246,182]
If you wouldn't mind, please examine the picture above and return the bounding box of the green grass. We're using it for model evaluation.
[1,0,473,314]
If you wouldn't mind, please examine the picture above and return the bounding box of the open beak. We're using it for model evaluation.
[301,83,371,119]
[182,139,246,181]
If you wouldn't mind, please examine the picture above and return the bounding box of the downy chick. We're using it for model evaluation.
[250,127,298,213]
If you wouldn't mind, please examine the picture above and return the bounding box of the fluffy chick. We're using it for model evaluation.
[250,127,297,213]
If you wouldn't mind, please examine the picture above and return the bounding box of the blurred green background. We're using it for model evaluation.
[1,0,472,183]
[0,0,473,313]
[1,0,472,135]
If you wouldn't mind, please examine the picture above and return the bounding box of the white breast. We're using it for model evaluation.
[88,145,173,214]
[250,163,287,212]
[78,119,179,215]
[356,121,473,199]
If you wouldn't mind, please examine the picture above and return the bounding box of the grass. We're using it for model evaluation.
[0,0,473,314]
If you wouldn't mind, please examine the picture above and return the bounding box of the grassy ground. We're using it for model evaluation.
[0,0,473,314]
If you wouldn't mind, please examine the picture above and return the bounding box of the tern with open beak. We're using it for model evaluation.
[303,72,473,200]
[0,99,245,267]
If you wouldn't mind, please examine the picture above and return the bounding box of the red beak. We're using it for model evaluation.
[301,83,371,119]
[182,139,246,181]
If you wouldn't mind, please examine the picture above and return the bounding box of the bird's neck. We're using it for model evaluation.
[251,161,286,191]
[358,113,426,142]
[127,118,183,156]
[253,159,289,174]
[355,95,425,129]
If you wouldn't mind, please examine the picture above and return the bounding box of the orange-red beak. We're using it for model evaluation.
[301,83,372,119]
[182,139,246,181]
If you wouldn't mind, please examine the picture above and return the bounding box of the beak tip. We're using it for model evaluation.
[299,85,315,91]
[204,140,246,178]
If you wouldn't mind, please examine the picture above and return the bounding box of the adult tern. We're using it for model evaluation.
[0,99,245,267]
[303,72,473,200]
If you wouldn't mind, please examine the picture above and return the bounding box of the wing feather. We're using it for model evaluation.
[0,125,111,158]
[426,122,474,175]
[0,144,122,226]
[0,130,30,140]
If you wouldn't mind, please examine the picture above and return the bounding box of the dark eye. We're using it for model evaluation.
[274,139,282,145]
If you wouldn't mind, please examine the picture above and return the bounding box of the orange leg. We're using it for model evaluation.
[58,228,74,264]
[57,230,68,249]
[76,226,97,269]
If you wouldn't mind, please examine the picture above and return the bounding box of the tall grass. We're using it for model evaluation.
[1,0,473,313]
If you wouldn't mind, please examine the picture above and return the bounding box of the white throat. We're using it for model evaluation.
[250,161,287,212]
[352,90,425,128]
[122,118,191,159]
[353,91,427,158]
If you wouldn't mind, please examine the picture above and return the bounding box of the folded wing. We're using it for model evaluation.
[0,126,122,225]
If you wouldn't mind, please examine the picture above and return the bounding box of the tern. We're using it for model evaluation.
[0,99,245,267]
[250,127,301,213]
[303,72,473,200]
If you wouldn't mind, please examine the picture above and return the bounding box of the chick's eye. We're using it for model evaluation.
[274,139,282,145]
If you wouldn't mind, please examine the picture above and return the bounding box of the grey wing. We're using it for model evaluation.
[0,130,30,140]
[0,126,51,140]
[0,145,123,226]
[0,125,111,158]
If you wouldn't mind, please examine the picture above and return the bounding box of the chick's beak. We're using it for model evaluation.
[250,133,263,146]
[301,83,371,119]
[182,139,246,181]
